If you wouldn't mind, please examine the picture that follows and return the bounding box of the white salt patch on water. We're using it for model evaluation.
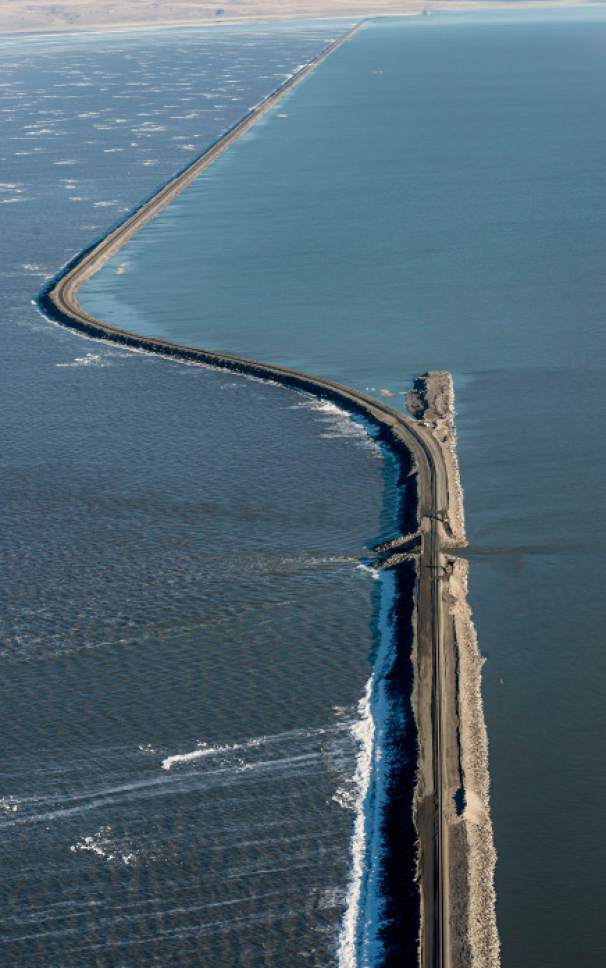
[21,263,48,277]
[56,352,109,368]
[161,723,349,772]
[332,784,357,811]
[0,796,20,813]
[132,124,167,134]
[70,826,137,866]
[162,743,234,770]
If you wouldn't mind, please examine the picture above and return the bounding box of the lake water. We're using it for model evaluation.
[79,9,606,967]
[1,21,421,968]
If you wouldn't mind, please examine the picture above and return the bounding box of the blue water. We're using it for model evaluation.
[79,9,606,967]
[0,22,417,967]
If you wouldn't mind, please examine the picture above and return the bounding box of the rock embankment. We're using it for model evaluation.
[447,558,500,968]
[407,372,499,968]
[407,371,467,548]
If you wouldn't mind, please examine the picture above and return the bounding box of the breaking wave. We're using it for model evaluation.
[290,397,382,456]
[161,723,347,772]
[338,570,397,968]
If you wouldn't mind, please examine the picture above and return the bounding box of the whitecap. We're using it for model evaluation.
[161,743,236,771]
[70,826,137,866]
[21,263,48,277]
[56,352,109,368]
[296,398,382,455]
[356,563,380,581]
[0,796,20,813]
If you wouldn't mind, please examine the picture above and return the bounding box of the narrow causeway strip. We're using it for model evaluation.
[38,25,497,966]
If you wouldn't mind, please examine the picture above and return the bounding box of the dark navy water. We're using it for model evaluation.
[78,9,606,967]
[0,22,417,968]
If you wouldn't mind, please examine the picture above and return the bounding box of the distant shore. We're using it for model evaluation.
[0,0,586,36]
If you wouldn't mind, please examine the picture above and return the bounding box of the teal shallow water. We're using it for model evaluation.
[80,10,606,966]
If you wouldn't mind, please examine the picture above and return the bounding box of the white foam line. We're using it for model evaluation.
[0,755,327,828]
[162,743,239,770]
[338,570,396,967]
[161,722,347,771]
[337,677,374,967]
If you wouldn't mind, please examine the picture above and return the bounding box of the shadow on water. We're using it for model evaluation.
[376,561,419,967]
[357,434,420,967]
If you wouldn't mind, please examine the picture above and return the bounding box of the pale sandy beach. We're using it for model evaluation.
[0,0,587,34]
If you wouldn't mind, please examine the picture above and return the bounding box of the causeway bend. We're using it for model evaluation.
[39,24,467,967]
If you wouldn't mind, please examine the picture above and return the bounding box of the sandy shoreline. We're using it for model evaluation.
[0,0,586,36]
[38,24,498,966]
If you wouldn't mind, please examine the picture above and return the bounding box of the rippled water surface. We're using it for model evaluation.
[0,21,415,967]
[79,10,606,967]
